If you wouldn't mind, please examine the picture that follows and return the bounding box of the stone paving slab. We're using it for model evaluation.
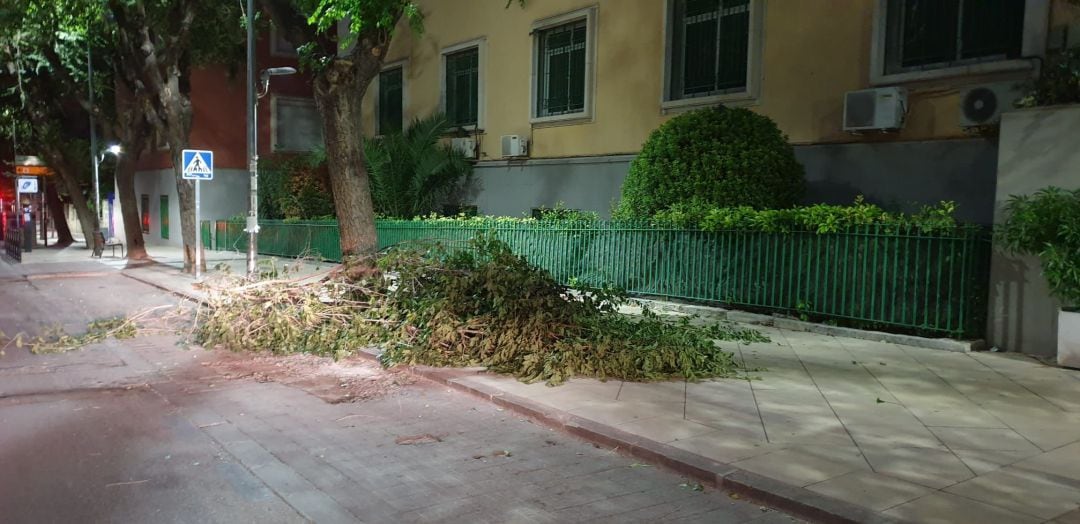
[108,248,1080,523]
[427,327,1080,523]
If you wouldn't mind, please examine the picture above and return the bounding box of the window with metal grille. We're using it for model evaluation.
[884,0,1026,75]
[445,47,479,128]
[378,67,404,134]
[536,19,588,117]
[274,98,323,151]
[669,0,751,100]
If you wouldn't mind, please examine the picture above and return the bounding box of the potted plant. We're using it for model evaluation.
[1000,187,1080,367]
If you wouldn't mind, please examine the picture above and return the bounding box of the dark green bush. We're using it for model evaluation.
[1017,49,1080,108]
[652,197,960,234]
[999,187,1080,307]
[258,150,335,220]
[615,107,805,219]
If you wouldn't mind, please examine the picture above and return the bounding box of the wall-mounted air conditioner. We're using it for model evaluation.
[843,87,907,132]
[501,135,529,158]
[959,83,1023,128]
[450,137,478,159]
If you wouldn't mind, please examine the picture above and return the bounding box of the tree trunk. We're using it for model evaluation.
[45,181,74,245]
[37,148,97,250]
[162,83,196,272]
[312,61,379,261]
[115,153,148,260]
[24,110,98,249]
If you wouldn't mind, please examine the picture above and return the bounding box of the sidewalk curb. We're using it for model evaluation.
[771,318,984,353]
[633,297,983,354]
[355,350,896,524]
[25,271,118,281]
[121,267,208,306]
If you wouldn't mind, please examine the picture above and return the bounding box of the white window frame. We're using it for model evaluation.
[661,0,765,113]
[271,96,322,152]
[529,6,597,125]
[870,0,1050,85]
[440,38,487,131]
[270,24,298,58]
[374,60,409,136]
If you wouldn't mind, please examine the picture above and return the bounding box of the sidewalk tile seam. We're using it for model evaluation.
[902,347,1060,455]
[735,344,771,443]
[966,349,1077,414]
[410,362,883,524]
[858,351,997,479]
[775,330,876,474]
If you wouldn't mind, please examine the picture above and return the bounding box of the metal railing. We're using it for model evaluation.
[4,225,22,262]
[203,219,992,338]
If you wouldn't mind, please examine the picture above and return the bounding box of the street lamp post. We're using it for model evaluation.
[245,0,298,278]
[245,63,296,278]
[93,144,122,236]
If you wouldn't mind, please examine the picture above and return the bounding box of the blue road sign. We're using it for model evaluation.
[181,149,214,180]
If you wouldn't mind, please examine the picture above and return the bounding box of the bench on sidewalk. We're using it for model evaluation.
[91,230,125,258]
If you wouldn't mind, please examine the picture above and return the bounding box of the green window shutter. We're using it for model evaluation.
[537,20,588,117]
[379,68,403,134]
[960,0,1025,60]
[159,195,169,239]
[889,0,1025,72]
[716,0,750,90]
[899,0,960,67]
[670,0,749,100]
[445,48,479,127]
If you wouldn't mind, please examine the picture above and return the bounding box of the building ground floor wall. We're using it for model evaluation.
[988,106,1080,359]
[464,138,999,225]
[133,168,249,247]
[796,139,999,225]
[465,155,636,218]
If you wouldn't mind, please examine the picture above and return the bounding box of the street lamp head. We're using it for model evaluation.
[106,144,122,156]
[258,67,298,99]
[261,67,297,80]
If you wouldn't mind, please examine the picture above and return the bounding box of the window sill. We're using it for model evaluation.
[871,58,1036,85]
[530,112,593,127]
[448,125,483,133]
[661,91,757,114]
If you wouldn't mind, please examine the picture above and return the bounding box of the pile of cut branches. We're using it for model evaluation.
[196,236,768,385]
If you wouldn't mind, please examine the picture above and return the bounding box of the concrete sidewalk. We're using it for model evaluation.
[438,331,1080,523]
[110,253,1080,523]
[2,241,332,301]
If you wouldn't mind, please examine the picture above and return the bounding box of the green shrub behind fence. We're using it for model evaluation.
[203,219,990,338]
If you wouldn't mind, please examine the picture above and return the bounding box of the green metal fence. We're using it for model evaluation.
[202,219,991,338]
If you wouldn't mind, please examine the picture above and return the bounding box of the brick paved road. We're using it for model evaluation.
[0,271,798,523]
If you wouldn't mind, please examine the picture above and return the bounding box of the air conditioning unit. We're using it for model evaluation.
[501,135,529,158]
[959,83,1023,128]
[450,137,478,159]
[843,87,907,132]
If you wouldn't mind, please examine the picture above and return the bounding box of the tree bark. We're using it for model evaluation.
[35,144,97,250]
[45,181,74,245]
[312,60,381,261]
[111,84,152,261]
[115,153,148,260]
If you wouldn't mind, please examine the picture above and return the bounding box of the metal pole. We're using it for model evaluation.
[194,179,200,279]
[245,0,258,278]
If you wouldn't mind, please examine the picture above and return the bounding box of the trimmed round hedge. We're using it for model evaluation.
[616,107,805,218]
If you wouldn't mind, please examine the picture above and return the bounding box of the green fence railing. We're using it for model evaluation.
[202,219,991,338]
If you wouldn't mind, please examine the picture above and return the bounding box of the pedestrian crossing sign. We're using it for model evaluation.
[181,149,214,180]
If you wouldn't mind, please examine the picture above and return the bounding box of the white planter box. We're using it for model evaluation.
[1060,309,1080,368]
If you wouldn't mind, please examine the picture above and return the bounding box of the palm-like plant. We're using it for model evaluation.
[365,114,473,219]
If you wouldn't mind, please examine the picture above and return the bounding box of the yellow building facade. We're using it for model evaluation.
[362,0,1080,220]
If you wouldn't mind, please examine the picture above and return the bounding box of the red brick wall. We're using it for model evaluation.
[136,33,315,171]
